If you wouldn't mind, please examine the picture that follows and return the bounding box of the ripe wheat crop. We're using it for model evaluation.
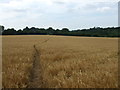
[2,35,118,88]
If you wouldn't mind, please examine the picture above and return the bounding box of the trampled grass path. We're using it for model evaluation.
[28,45,44,88]
[28,38,51,88]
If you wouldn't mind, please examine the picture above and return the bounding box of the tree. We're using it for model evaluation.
[17,29,22,35]
[46,27,55,35]
[23,26,30,34]
[2,28,17,35]
[2,26,120,37]
[61,28,69,32]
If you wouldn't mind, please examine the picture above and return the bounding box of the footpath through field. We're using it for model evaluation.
[28,38,51,88]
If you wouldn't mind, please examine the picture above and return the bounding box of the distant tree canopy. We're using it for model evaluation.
[2,26,120,37]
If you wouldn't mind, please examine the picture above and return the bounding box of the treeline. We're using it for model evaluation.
[2,26,120,37]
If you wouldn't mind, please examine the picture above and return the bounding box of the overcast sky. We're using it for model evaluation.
[0,0,119,30]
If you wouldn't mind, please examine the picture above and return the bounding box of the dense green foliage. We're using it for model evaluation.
[2,26,120,37]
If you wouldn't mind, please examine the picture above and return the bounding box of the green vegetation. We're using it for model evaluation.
[2,26,120,37]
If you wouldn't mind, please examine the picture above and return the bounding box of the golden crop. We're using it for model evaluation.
[2,35,118,88]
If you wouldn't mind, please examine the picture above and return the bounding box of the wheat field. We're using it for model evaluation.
[2,35,118,88]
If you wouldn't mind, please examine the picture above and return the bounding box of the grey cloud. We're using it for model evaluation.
[11,8,28,13]
[17,9,27,12]
[53,1,66,5]
[70,2,117,14]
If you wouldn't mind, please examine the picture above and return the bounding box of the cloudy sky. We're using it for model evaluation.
[0,0,119,30]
